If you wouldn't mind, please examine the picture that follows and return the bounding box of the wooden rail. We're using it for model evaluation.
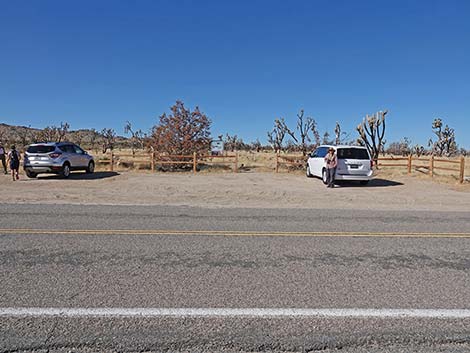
[275,153,306,173]
[274,153,466,183]
[377,155,465,183]
[96,152,238,173]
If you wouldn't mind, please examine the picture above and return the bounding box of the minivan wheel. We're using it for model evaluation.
[61,163,71,178]
[322,168,328,184]
[306,165,313,178]
[26,170,37,178]
[86,161,95,174]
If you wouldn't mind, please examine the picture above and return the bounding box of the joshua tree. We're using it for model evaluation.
[428,118,457,156]
[101,128,116,154]
[267,118,288,152]
[124,121,146,156]
[267,110,320,155]
[357,110,388,162]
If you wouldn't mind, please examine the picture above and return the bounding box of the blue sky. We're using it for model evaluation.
[1,0,469,148]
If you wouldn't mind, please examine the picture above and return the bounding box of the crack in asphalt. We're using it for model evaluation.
[2,250,470,271]
[3,334,470,353]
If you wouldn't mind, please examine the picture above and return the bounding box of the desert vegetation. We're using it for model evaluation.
[0,101,467,164]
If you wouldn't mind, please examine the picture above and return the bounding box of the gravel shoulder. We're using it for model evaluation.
[1,171,469,211]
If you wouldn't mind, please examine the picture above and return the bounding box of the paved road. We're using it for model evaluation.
[1,204,470,352]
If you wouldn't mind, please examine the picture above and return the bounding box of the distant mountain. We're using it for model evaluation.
[0,123,129,149]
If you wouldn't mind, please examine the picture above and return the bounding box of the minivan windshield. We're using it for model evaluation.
[337,148,369,160]
[27,145,55,153]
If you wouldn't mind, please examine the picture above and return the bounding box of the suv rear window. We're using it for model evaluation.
[337,148,370,160]
[27,145,55,153]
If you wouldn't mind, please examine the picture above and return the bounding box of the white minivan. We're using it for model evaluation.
[306,145,373,185]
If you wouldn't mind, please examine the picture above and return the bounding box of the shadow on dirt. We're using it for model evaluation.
[35,171,120,180]
[336,178,404,188]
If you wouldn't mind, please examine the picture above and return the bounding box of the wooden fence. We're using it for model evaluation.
[274,152,466,183]
[96,152,238,173]
[96,151,466,183]
[275,153,307,173]
[377,155,465,183]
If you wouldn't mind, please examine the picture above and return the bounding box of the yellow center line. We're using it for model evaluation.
[0,228,470,238]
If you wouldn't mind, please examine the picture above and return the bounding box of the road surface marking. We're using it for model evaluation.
[1,228,470,238]
[1,308,470,318]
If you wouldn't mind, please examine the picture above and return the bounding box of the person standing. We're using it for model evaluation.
[324,147,337,188]
[7,145,20,181]
[0,143,7,174]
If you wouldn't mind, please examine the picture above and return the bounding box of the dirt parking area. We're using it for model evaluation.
[1,170,469,212]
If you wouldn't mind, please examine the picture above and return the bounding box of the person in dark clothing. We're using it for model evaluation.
[0,144,7,174]
[7,145,20,181]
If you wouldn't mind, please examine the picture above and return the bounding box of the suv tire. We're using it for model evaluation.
[26,170,37,178]
[60,163,71,178]
[306,165,313,178]
[86,161,95,174]
[322,168,328,185]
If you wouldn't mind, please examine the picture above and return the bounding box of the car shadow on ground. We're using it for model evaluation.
[335,178,404,188]
[35,171,120,180]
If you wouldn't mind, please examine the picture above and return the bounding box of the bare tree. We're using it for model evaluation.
[124,121,146,156]
[334,122,341,145]
[224,134,248,152]
[250,138,262,152]
[15,125,33,147]
[268,111,320,155]
[0,125,7,144]
[386,137,412,156]
[357,110,388,162]
[101,128,116,154]
[267,118,288,152]
[35,122,70,143]
[57,122,70,142]
[89,128,99,151]
[412,144,425,157]
[72,130,86,146]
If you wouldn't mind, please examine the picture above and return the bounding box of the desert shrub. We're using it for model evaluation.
[151,100,211,155]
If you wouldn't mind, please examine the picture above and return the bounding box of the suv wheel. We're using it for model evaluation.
[322,168,328,185]
[306,165,313,178]
[61,163,71,178]
[86,161,95,174]
[360,180,369,185]
[26,170,37,178]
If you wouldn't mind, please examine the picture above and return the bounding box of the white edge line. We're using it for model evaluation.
[1,308,470,319]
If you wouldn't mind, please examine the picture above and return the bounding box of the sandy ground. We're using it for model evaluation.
[1,170,469,211]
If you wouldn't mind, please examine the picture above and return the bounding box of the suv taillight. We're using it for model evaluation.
[49,153,62,159]
[370,159,374,168]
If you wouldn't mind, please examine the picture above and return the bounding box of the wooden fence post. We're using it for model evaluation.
[407,155,412,174]
[460,156,465,184]
[193,152,197,173]
[234,153,238,173]
[275,151,279,173]
[429,155,434,177]
[110,152,114,172]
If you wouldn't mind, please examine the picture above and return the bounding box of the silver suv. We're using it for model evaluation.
[24,142,95,178]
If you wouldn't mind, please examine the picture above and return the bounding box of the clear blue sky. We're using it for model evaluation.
[1,0,469,148]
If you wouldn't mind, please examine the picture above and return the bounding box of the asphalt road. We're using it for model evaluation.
[1,204,470,352]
